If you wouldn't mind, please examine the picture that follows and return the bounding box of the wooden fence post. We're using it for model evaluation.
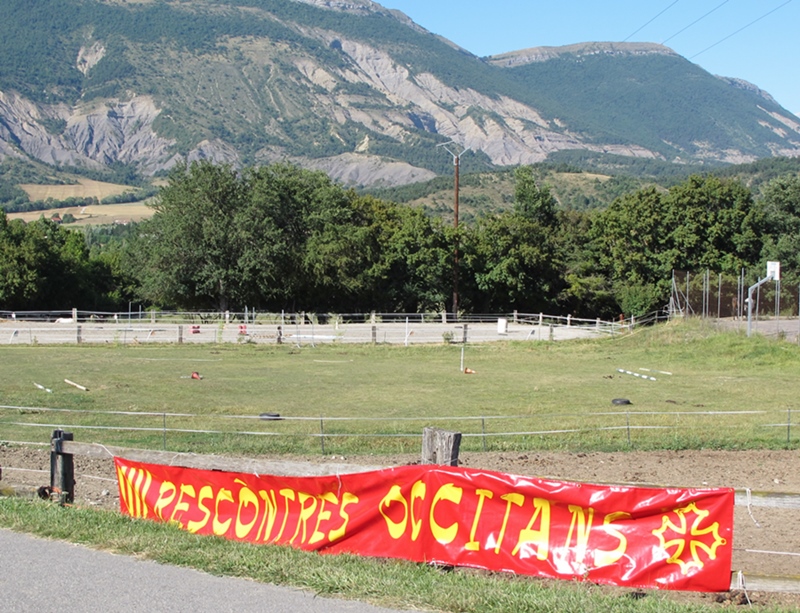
[422,427,461,466]
[50,429,75,504]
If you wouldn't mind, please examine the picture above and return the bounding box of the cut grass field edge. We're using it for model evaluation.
[0,496,789,613]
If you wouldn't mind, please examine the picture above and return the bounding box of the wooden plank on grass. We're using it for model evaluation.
[58,441,384,477]
[732,574,800,594]
[734,491,800,510]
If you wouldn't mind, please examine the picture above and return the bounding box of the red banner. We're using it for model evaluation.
[115,458,733,592]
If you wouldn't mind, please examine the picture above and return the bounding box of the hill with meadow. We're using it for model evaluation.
[0,0,798,192]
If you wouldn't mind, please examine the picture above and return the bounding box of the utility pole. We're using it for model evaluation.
[437,141,469,319]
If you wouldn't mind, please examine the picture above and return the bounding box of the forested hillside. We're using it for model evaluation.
[0,0,798,188]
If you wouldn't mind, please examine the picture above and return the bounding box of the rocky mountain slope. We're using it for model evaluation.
[0,0,798,186]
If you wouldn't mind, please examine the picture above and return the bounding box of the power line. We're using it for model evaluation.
[623,0,681,42]
[661,0,730,45]
[690,0,793,59]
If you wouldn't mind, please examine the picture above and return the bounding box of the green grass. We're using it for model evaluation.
[1,319,798,455]
[0,496,786,613]
[3,321,799,611]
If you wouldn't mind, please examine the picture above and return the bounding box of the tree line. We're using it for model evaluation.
[1,160,799,317]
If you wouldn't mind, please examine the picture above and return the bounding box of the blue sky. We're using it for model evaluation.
[378,1,799,116]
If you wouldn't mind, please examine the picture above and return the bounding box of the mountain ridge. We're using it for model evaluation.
[0,0,797,187]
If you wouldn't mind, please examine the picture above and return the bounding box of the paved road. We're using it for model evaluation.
[0,529,410,613]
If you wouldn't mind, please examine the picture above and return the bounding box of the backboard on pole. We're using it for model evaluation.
[767,261,781,281]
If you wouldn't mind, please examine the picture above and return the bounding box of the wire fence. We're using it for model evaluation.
[671,269,800,340]
[1,403,795,455]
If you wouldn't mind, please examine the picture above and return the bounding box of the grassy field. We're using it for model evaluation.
[18,178,135,201]
[7,202,153,226]
[8,178,155,226]
[1,319,798,454]
[3,321,799,612]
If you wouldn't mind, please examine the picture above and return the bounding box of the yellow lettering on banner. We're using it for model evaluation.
[495,493,524,554]
[329,492,358,543]
[132,468,152,518]
[466,489,494,551]
[212,488,234,536]
[118,466,149,518]
[410,480,426,542]
[170,484,196,526]
[379,485,409,540]
[275,488,296,541]
[566,505,595,562]
[119,466,152,519]
[310,492,336,545]
[594,512,631,568]
[153,481,176,521]
[512,498,551,560]
[187,485,213,534]
[256,489,279,542]
[290,493,318,544]
[430,483,463,545]
[116,466,129,512]
[234,479,260,540]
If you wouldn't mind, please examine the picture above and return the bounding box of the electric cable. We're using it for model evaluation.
[690,0,793,59]
[624,0,681,42]
[662,0,730,45]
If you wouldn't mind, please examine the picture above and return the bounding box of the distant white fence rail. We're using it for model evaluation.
[0,310,655,346]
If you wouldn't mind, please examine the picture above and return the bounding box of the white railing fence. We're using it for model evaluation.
[0,310,666,346]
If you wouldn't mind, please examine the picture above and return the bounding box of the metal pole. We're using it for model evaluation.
[788,408,792,446]
[747,275,775,337]
[686,272,690,316]
[626,412,631,447]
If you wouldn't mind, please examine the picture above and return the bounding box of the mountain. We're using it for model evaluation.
[0,0,798,187]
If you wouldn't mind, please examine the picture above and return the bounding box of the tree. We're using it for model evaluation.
[0,212,98,310]
[760,174,800,285]
[130,161,452,312]
[133,161,248,311]
[463,211,564,313]
[341,195,451,312]
[556,209,618,318]
[244,162,364,311]
[662,175,763,273]
[590,186,670,290]
[513,165,557,227]
[590,175,764,315]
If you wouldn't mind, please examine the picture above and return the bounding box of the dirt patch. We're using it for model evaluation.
[2,445,799,608]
